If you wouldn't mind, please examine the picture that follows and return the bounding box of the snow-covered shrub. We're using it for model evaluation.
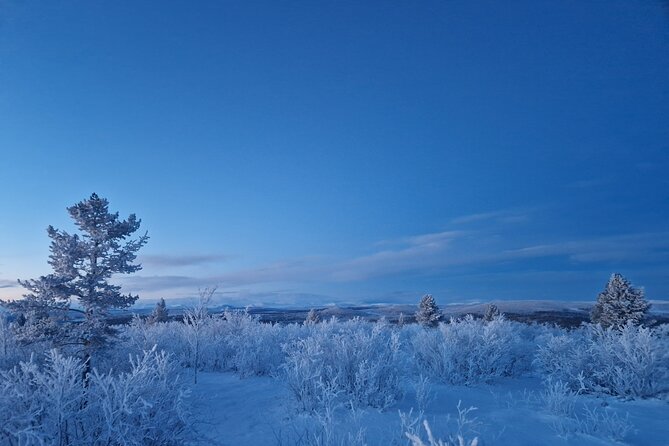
[413,315,527,385]
[539,379,634,443]
[275,405,368,446]
[404,402,480,446]
[86,347,190,445]
[0,348,190,446]
[282,335,325,412]
[577,405,633,442]
[0,350,84,445]
[123,313,227,374]
[534,328,592,391]
[122,317,192,368]
[547,403,634,443]
[588,322,667,397]
[220,309,293,376]
[540,378,576,417]
[283,318,403,411]
[122,309,299,378]
[535,322,668,398]
[413,374,435,413]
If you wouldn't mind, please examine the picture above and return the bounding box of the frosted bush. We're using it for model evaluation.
[404,401,480,446]
[0,350,84,445]
[577,405,633,442]
[221,309,293,376]
[283,319,403,411]
[589,322,667,397]
[413,374,435,413]
[540,378,634,442]
[413,315,527,385]
[122,309,303,378]
[535,322,668,398]
[534,328,592,392]
[86,347,190,445]
[0,348,190,446]
[283,335,326,412]
[540,378,576,417]
[123,317,193,368]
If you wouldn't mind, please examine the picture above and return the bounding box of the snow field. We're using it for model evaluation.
[0,311,668,445]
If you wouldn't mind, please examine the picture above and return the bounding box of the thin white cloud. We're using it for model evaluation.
[113,228,669,300]
[404,231,466,247]
[451,211,506,225]
[115,275,200,292]
[331,231,467,281]
[502,232,669,264]
[450,208,531,225]
[139,253,232,268]
[0,279,18,289]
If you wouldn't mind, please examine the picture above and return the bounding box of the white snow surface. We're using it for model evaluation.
[190,371,669,446]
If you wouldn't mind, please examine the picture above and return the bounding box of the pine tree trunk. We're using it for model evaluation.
[82,348,92,388]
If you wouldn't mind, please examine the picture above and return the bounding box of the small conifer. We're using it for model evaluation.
[415,294,442,327]
[591,273,650,328]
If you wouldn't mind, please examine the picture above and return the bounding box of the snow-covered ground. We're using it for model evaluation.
[190,371,669,446]
[2,303,668,445]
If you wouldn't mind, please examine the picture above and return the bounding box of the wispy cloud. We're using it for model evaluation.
[451,211,505,225]
[0,279,18,289]
[450,208,530,225]
[404,231,466,247]
[331,231,467,281]
[111,198,669,305]
[333,229,669,282]
[116,275,200,291]
[116,257,330,292]
[502,232,669,264]
[139,254,232,268]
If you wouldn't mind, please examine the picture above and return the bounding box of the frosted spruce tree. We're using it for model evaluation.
[591,273,650,328]
[5,193,148,373]
[149,298,169,323]
[483,303,501,322]
[415,294,442,327]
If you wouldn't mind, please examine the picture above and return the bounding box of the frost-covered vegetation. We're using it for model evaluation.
[0,347,189,446]
[1,195,667,445]
[1,303,668,444]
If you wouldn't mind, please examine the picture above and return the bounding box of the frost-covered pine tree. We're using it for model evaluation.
[415,294,442,327]
[591,273,650,328]
[483,303,501,322]
[48,193,148,349]
[149,298,169,323]
[5,194,148,369]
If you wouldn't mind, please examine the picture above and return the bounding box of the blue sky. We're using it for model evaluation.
[1,1,668,306]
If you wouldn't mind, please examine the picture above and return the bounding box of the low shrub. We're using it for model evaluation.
[412,315,528,385]
[0,348,190,446]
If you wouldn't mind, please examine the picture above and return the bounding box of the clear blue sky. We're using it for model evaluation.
[1,1,668,306]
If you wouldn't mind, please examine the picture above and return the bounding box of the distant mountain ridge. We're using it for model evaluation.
[104,299,669,328]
